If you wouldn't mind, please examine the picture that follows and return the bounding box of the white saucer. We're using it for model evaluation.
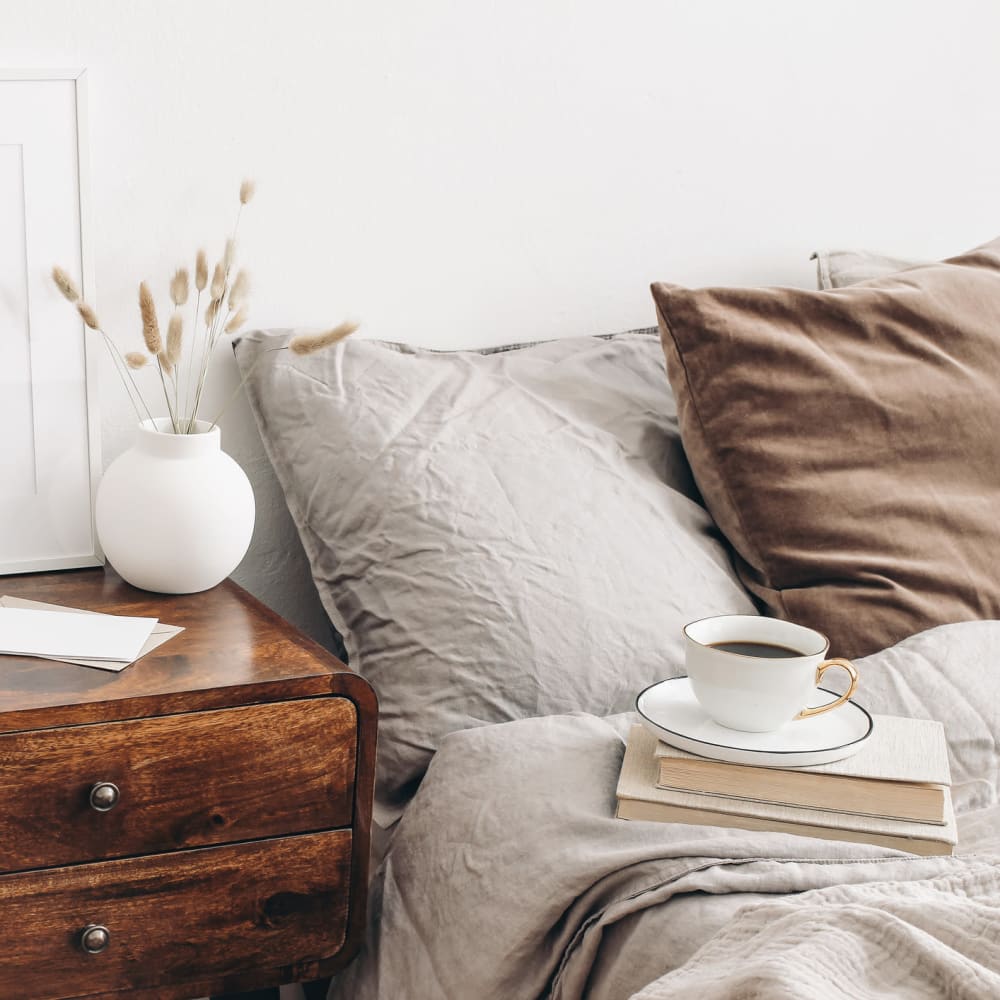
[635,676,874,768]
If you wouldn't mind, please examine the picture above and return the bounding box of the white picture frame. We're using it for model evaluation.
[0,69,102,574]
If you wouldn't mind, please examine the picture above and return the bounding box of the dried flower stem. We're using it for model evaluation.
[183,287,203,422]
[186,189,246,430]
[138,282,162,354]
[156,358,180,433]
[225,306,247,333]
[167,313,183,366]
[52,266,80,303]
[228,270,249,310]
[167,360,179,417]
[207,347,283,430]
[186,302,220,432]
[209,322,358,429]
[53,180,273,435]
[77,302,100,330]
[195,249,208,292]
[138,280,181,431]
[170,269,190,306]
[288,321,359,355]
[52,268,157,422]
[186,300,226,431]
[98,329,155,424]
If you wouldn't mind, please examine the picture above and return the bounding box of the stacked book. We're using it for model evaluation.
[616,719,955,856]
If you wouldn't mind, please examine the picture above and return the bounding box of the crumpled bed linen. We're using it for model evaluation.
[632,863,1000,1000]
[328,620,1000,1000]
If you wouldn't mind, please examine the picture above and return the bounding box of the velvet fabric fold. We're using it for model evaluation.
[652,237,1000,658]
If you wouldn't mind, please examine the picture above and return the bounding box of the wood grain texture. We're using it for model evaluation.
[0,698,357,872]
[0,568,364,733]
[0,830,351,999]
[0,567,379,997]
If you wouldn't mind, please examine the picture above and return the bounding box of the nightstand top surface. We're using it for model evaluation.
[0,567,356,733]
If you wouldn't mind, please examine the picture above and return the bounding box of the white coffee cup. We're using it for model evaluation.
[684,614,859,733]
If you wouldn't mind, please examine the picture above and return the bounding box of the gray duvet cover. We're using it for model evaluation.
[329,620,1000,999]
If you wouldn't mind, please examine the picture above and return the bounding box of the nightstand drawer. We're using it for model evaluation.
[0,698,357,871]
[0,830,351,998]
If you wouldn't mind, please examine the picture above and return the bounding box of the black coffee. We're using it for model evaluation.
[709,641,802,658]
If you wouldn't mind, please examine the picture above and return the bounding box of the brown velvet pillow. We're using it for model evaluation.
[652,238,1000,658]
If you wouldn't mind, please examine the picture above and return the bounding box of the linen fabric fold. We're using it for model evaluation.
[235,330,755,826]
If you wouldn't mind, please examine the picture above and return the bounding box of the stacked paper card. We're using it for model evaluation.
[616,721,956,856]
[0,597,182,671]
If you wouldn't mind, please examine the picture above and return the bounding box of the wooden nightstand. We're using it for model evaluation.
[0,567,376,999]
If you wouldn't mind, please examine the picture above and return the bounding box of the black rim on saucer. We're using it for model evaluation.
[634,676,874,755]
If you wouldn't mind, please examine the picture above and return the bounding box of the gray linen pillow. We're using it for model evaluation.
[235,330,756,825]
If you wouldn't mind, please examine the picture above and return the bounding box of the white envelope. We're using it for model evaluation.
[0,596,183,672]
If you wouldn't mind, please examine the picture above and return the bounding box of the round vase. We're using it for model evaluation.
[95,418,255,594]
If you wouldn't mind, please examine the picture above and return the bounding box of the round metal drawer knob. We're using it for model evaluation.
[80,924,110,954]
[89,782,120,812]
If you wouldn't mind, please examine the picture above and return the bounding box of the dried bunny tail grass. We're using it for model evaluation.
[52,266,81,303]
[125,351,148,369]
[170,268,190,306]
[195,249,208,292]
[288,320,360,356]
[205,296,220,326]
[77,302,100,330]
[228,269,249,308]
[157,350,173,376]
[167,311,183,366]
[224,306,247,334]
[224,239,236,272]
[210,262,225,300]
[239,178,255,205]
[139,282,162,354]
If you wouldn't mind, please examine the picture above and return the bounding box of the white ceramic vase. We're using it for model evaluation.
[96,418,255,594]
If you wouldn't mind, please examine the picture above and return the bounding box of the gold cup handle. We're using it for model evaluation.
[796,658,859,720]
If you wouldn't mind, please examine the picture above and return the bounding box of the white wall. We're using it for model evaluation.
[4,0,999,648]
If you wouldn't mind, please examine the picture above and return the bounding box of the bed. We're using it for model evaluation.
[233,241,1000,999]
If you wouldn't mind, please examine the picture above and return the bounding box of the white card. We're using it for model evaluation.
[0,606,158,662]
[0,596,183,672]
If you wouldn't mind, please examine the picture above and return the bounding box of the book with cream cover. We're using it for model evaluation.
[617,725,956,857]
[654,714,950,824]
